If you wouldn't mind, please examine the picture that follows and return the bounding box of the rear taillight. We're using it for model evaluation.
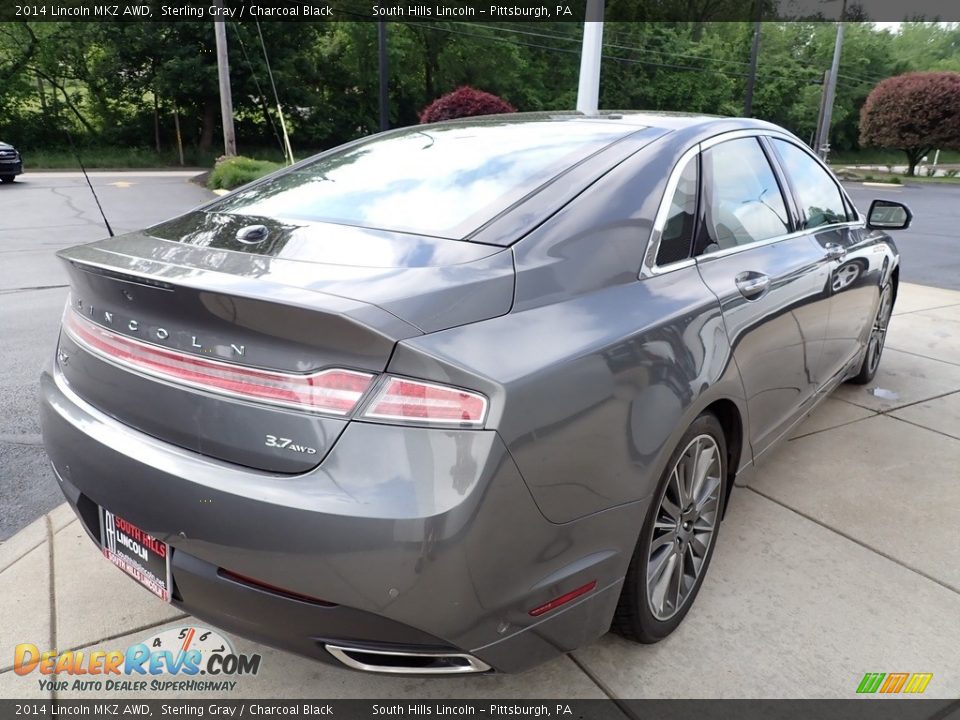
[63,309,374,415]
[361,377,487,427]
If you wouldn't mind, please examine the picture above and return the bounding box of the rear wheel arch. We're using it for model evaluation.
[701,399,743,514]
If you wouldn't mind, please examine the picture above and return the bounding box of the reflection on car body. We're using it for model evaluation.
[41,112,911,674]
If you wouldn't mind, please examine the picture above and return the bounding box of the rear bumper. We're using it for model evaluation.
[40,365,641,673]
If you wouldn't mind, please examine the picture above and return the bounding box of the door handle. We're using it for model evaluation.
[735,272,770,300]
[824,242,847,260]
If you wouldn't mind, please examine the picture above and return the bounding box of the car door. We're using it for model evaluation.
[767,137,879,386]
[692,134,833,458]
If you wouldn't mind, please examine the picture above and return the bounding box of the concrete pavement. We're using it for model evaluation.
[2,281,959,700]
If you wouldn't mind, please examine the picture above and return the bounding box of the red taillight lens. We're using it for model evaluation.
[63,309,374,415]
[362,377,487,427]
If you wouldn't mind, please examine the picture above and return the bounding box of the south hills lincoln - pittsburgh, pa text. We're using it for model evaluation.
[371,4,570,18]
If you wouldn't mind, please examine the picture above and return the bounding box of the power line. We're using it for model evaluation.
[230,23,285,156]
[445,21,855,88]
[457,22,753,69]
[418,23,749,78]
[254,21,295,164]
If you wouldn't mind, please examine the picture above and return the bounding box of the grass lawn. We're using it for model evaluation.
[832,166,960,186]
[207,156,284,190]
[830,148,960,166]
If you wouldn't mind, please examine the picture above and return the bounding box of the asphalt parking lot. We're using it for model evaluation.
[0,171,212,540]
[1,172,960,700]
[845,182,960,290]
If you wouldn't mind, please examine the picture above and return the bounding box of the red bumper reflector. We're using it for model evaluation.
[528,580,597,617]
[219,568,337,607]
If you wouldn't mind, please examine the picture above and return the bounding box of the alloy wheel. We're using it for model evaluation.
[866,286,893,376]
[646,434,723,621]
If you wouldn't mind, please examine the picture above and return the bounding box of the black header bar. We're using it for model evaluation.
[5,0,960,22]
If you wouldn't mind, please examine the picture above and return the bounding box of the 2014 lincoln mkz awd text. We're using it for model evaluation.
[40,112,911,674]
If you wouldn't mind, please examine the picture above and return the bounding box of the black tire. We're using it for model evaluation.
[613,412,727,643]
[848,282,893,385]
[0,175,15,184]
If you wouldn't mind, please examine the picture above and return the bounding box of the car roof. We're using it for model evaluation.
[463,111,793,246]
[424,110,774,134]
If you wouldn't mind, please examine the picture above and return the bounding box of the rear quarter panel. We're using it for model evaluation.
[388,130,752,524]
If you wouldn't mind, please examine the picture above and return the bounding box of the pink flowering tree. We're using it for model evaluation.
[419,86,516,124]
[860,71,960,176]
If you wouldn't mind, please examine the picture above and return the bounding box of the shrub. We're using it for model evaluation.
[207,155,283,190]
[419,86,516,124]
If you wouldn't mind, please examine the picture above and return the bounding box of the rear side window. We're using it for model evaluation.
[209,121,634,239]
[771,139,849,229]
[697,137,790,255]
[656,156,698,266]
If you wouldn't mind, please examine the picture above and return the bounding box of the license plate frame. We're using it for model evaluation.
[99,507,171,602]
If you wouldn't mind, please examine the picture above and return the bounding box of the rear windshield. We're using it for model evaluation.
[208,120,635,238]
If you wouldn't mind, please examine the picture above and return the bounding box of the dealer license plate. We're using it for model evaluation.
[99,508,171,602]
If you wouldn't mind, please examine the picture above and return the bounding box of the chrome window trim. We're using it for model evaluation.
[766,135,861,224]
[641,143,701,277]
[693,221,864,264]
[642,129,864,279]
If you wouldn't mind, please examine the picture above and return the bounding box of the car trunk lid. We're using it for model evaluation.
[55,214,513,473]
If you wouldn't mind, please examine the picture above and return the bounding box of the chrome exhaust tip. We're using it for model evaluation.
[325,643,491,675]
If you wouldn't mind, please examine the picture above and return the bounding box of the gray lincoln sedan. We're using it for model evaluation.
[41,112,911,674]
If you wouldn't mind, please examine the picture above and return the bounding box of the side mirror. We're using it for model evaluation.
[867,199,912,230]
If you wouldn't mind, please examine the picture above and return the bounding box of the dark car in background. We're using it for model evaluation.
[0,142,22,182]
[40,112,912,675]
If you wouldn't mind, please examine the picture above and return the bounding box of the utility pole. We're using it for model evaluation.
[213,5,237,157]
[814,0,847,160]
[813,69,829,150]
[576,0,605,115]
[743,0,763,116]
[378,22,389,132]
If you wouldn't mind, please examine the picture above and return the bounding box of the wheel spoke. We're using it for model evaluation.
[690,532,712,560]
[650,530,677,554]
[694,473,721,512]
[676,450,693,507]
[693,514,716,532]
[654,516,676,531]
[672,544,686,610]
[691,443,717,502]
[648,551,676,614]
[685,542,702,577]
[663,470,683,519]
